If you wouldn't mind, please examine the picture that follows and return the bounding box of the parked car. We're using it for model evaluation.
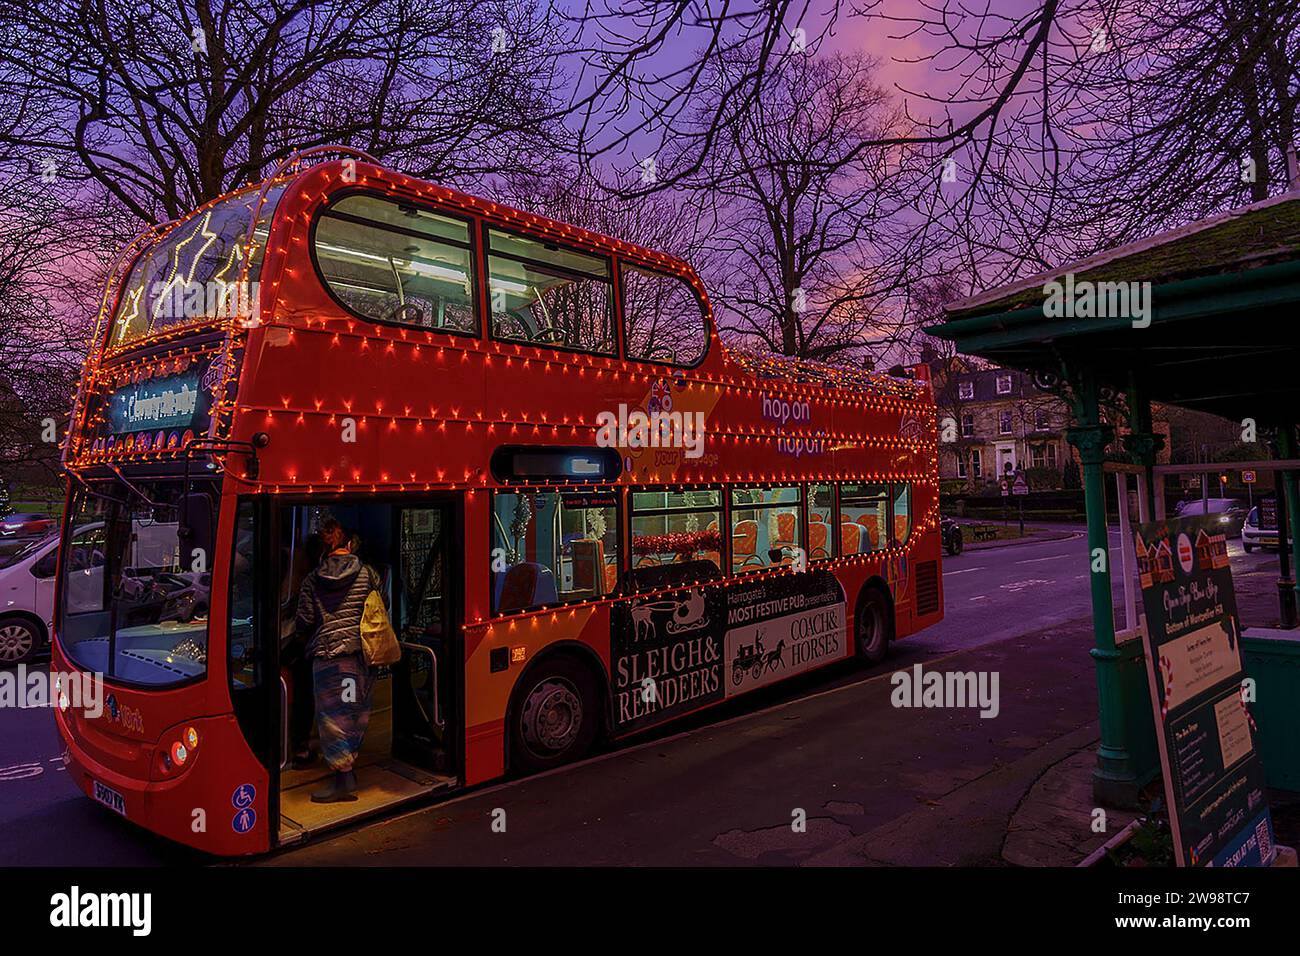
[941,516,963,556]
[1173,497,1248,535]
[0,512,54,539]
[0,523,104,665]
[1242,505,1291,553]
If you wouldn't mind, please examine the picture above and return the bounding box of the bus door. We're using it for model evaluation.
[272,498,461,845]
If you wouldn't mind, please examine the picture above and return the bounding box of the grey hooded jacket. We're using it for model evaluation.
[295,553,382,659]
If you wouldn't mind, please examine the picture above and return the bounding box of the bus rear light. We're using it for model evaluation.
[184,727,199,750]
[171,741,189,766]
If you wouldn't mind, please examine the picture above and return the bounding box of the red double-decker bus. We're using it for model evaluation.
[53,148,943,855]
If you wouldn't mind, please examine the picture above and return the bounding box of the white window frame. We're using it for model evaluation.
[970,449,982,478]
[961,413,974,438]
[995,374,1012,395]
[998,410,1013,435]
[958,381,974,400]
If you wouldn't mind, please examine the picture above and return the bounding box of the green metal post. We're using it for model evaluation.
[1122,373,1164,518]
[1277,426,1300,620]
[1066,367,1154,806]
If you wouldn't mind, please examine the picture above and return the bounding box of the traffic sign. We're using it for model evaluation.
[1243,470,1256,484]
[1000,478,1009,497]
[1012,474,1029,496]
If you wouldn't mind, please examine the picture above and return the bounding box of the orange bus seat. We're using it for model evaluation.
[570,539,605,596]
[733,519,760,566]
[809,521,830,559]
[841,522,861,553]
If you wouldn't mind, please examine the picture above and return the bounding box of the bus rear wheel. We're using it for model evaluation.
[510,656,601,774]
[855,588,893,665]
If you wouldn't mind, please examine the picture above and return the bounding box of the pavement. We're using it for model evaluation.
[261,615,1107,866]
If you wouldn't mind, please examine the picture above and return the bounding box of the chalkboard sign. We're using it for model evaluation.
[1134,515,1275,866]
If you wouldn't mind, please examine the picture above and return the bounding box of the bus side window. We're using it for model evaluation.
[892,482,911,546]
[314,194,478,334]
[620,264,709,367]
[808,483,836,560]
[487,229,615,354]
[839,483,889,553]
[492,492,620,614]
[629,489,722,589]
[730,486,801,572]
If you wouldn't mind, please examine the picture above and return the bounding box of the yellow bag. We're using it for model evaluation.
[361,590,401,666]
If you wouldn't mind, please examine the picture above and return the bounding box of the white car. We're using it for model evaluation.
[0,523,105,665]
[1242,505,1291,553]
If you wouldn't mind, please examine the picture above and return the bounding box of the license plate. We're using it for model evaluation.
[92,779,126,817]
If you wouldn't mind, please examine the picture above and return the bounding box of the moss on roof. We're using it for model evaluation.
[947,195,1300,319]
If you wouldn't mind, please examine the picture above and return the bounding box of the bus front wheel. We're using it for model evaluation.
[855,587,894,665]
[510,656,601,774]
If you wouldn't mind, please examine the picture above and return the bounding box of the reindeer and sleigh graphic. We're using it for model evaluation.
[629,589,710,643]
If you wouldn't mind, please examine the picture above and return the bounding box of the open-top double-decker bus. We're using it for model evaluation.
[52,148,943,855]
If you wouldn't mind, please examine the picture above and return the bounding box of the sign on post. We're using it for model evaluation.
[999,478,1009,498]
[1133,515,1275,866]
[1242,470,1256,484]
[1011,473,1029,496]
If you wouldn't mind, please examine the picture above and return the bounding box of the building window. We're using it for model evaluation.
[1047,444,1058,469]
[998,410,1013,435]
[487,228,615,354]
[996,373,1012,395]
[961,413,974,438]
[958,381,974,400]
[1031,445,1046,469]
[1035,406,1050,431]
[970,449,982,477]
[956,456,967,479]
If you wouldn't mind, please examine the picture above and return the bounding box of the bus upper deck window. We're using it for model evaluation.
[314,194,478,334]
[486,229,614,355]
[620,265,708,367]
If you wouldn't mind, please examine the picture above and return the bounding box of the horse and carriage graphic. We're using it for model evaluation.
[731,632,785,686]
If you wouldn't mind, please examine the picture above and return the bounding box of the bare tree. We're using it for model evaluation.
[0,0,567,225]
[677,45,923,363]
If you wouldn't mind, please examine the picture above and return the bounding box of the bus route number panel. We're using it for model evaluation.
[610,571,847,733]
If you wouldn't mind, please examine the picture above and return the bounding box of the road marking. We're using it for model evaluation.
[0,762,45,781]
[943,567,985,575]
[1016,554,1071,564]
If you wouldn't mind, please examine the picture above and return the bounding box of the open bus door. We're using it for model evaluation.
[263,497,462,847]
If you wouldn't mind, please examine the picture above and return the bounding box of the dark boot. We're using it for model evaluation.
[310,771,359,803]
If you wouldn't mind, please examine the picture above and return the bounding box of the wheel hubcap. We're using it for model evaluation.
[520,678,582,757]
[860,606,883,655]
[0,624,35,662]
